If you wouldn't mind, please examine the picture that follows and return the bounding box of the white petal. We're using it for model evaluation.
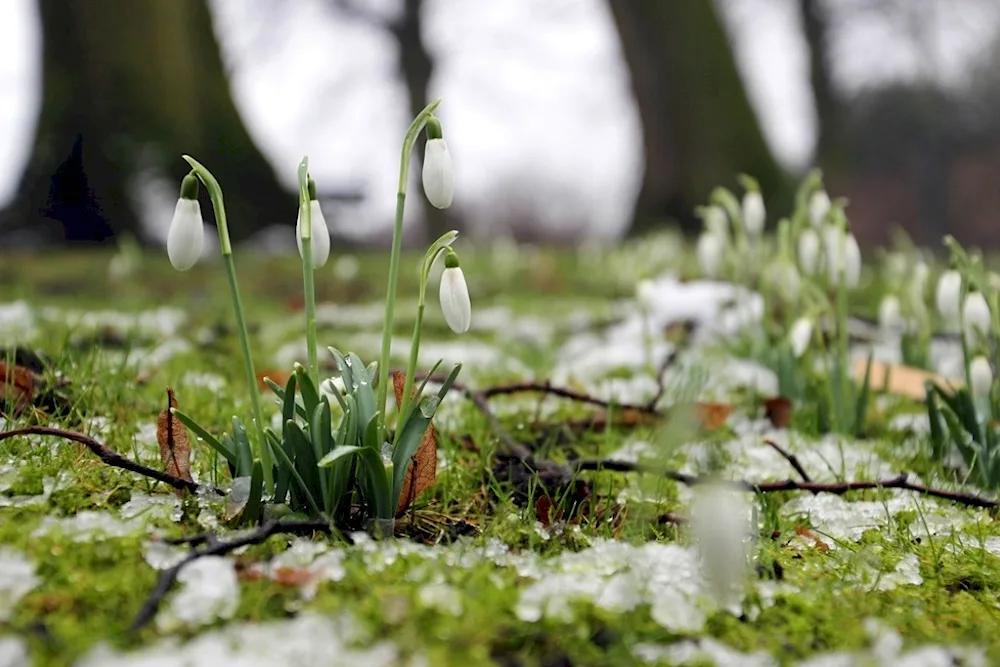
[797,228,820,275]
[422,139,454,209]
[439,267,471,333]
[296,200,331,269]
[742,192,765,236]
[962,292,991,345]
[970,356,993,399]
[809,190,831,226]
[167,198,205,271]
[696,232,725,278]
[789,317,813,358]
[878,295,903,332]
[690,483,752,607]
[935,270,962,321]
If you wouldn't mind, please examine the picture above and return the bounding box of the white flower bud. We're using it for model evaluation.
[789,317,813,358]
[797,227,821,275]
[690,483,752,607]
[935,270,962,322]
[167,198,205,271]
[439,257,471,333]
[422,138,454,209]
[878,295,904,333]
[970,356,993,400]
[823,226,861,288]
[636,279,657,310]
[809,190,831,227]
[742,191,765,236]
[963,291,991,346]
[296,200,331,269]
[909,261,929,306]
[697,231,726,278]
[703,205,728,236]
[765,260,800,303]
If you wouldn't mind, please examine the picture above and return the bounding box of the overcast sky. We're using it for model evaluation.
[1,0,997,239]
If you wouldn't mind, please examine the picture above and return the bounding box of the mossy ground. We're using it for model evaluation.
[1,242,999,666]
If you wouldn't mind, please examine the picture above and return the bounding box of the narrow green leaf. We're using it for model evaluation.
[171,409,236,468]
[243,460,264,525]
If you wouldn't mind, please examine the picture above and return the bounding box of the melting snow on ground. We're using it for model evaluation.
[0,550,38,622]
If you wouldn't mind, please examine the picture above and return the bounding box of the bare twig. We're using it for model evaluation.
[480,381,658,416]
[131,519,334,631]
[763,438,813,483]
[646,350,679,411]
[0,426,220,495]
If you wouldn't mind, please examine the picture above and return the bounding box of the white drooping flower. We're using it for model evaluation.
[167,187,205,272]
[797,227,821,275]
[765,260,801,303]
[962,290,991,346]
[439,252,471,333]
[822,225,861,288]
[742,191,765,237]
[296,200,331,269]
[636,279,657,310]
[422,138,454,209]
[878,295,904,333]
[970,355,993,400]
[935,270,962,322]
[908,260,929,308]
[808,190,831,227]
[697,231,726,278]
[703,205,728,236]
[690,482,753,608]
[789,317,814,358]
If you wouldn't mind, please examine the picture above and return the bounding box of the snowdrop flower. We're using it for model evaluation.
[797,227,821,275]
[167,173,205,272]
[823,225,861,287]
[878,295,904,334]
[439,250,471,333]
[962,290,991,346]
[690,482,752,607]
[742,190,765,237]
[765,260,800,303]
[295,179,330,268]
[422,135,454,210]
[935,269,962,322]
[697,231,726,278]
[703,205,728,236]
[908,261,929,307]
[636,279,657,310]
[789,317,814,358]
[809,190,831,226]
[970,356,993,400]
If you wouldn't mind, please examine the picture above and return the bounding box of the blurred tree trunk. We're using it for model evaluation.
[800,0,847,174]
[2,0,288,245]
[607,0,786,235]
[336,0,450,242]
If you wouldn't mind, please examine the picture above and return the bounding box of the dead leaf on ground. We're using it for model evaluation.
[535,495,561,527]
[763,396,793,428]
[157,388,193,492]
[392,371,438,516]
[854,359,959,401]
[685,402,733,430]
[257,368,291,391]
[0,361,35,417]
[793,525,830,552]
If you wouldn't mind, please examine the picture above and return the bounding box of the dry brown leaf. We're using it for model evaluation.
[854,359,959,401]
[257,368,290,390]
[793,525,830,552]
[691,402,733,430]
[763,396,793,429]
[535,495,560,527]
[0,361,35,417]
[392,371,438,516]
[157,388,193,491]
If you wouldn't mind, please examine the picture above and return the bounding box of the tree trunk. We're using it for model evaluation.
[607,0,787,235]
[392,0,451,242]
[799,0,847,174]
[2,0,289,245]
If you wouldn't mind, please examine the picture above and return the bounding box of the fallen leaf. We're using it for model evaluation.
[763,396,793,428]
[793,525,830,553]
[257,368,290,391]
[0,361,35,417]
[854,359,958,400]
[392,371,438,516]
[687,402,733,430]
[157,388,193,491]
[535,495,560,526]
[272,566,319,588]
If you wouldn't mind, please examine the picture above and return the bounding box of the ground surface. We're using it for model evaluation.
[1,240,998,667]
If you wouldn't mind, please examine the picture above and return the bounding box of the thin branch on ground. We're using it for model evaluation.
[131,519,334,631]
[645,350,679,411]
[763,438,813,483]
[0,426,220,495]
[480,381,658,416]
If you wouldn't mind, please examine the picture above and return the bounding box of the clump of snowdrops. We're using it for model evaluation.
[163,100,470,534]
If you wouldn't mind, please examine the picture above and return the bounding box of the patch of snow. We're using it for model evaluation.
[180,371,228,392]
[0,301,37,344]
[0,636,29,667]
[142,541,188,571]
[43,306,187,339]
[418,581,463,616]
[120,492,183,524]
[77,613,406,667]
[634,638,776,666]
[32,511,146,541]
[0,470,66,509]
[607,439,654,464]
[156,556,240,632]
[0,549,38,622]
[126,337,193,368]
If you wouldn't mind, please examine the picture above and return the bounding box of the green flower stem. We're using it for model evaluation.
[182,155,274,494]
[395,232,458,445]
[376,99,442,442]
[297,158,319,388]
